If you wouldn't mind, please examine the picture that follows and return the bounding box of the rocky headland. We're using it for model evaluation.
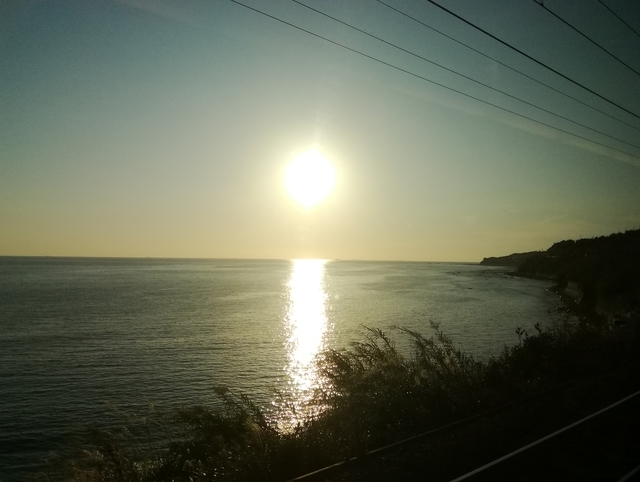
[479,251,541,267]
[481,229,640,324]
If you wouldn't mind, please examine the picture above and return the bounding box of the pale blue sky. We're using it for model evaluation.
[2,0,640,260]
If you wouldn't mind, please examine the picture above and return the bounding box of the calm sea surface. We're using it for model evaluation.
[0,257,563,480]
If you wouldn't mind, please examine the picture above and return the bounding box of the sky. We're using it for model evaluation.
[1,0,640,261]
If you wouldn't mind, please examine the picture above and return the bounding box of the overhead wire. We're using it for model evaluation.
[226,0,640,160]
[291,0,640,150]
[377,0,640,133]
[422,0,640,121]
[597,0,640,41]
[534,0,640,78]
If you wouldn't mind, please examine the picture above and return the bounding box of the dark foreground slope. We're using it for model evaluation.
[320,357,640,482]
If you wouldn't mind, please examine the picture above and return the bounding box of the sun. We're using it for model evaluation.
[285,150,336,208]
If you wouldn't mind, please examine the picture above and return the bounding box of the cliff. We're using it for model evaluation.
[515,230,640,321]
[479,251,541,267]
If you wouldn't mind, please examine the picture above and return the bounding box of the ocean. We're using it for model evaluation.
[0,257,563,480]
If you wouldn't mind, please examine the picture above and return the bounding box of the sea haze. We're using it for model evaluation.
[0,257,563,480]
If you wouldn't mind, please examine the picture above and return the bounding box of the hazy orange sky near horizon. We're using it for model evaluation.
[2,0,640,261]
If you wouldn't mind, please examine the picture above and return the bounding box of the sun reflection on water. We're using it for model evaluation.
[280,259,330,425]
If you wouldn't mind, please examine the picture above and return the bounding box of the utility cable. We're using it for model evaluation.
[597,0,640,41]
[292,0,640,150]
[228,0,640,160]
[534,0,640,78]
[423,0,640,121]
[377,0,640,133]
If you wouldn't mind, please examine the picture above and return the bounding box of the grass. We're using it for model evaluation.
[32,316,638,482]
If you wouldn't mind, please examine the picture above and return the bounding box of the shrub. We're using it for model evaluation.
[52,318,636,482]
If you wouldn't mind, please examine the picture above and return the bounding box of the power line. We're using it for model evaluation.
[227,0,640,161]
[377,0,640,133]
[291,0,640,150]
[597,0,640,41]
[422,0,640,121]
[534,0,640,78]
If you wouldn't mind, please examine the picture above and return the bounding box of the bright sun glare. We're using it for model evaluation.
[285,150,336,208]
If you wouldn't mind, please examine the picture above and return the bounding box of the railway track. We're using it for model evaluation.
[451,388,640,481]
[292,360,640,481]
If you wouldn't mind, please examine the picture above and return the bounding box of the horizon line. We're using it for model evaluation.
[0,254,482,264]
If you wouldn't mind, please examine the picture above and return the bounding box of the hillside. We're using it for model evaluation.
[479,251,541,267]
[510,230,640,321]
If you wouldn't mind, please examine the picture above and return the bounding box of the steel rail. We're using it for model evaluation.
[284,375,592,481]
[449,387,640,481]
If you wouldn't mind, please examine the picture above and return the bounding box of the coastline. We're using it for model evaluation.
[484,230,640,326]
[10,231,640,481]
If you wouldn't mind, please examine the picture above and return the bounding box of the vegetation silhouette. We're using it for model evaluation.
[35,314,638,482]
